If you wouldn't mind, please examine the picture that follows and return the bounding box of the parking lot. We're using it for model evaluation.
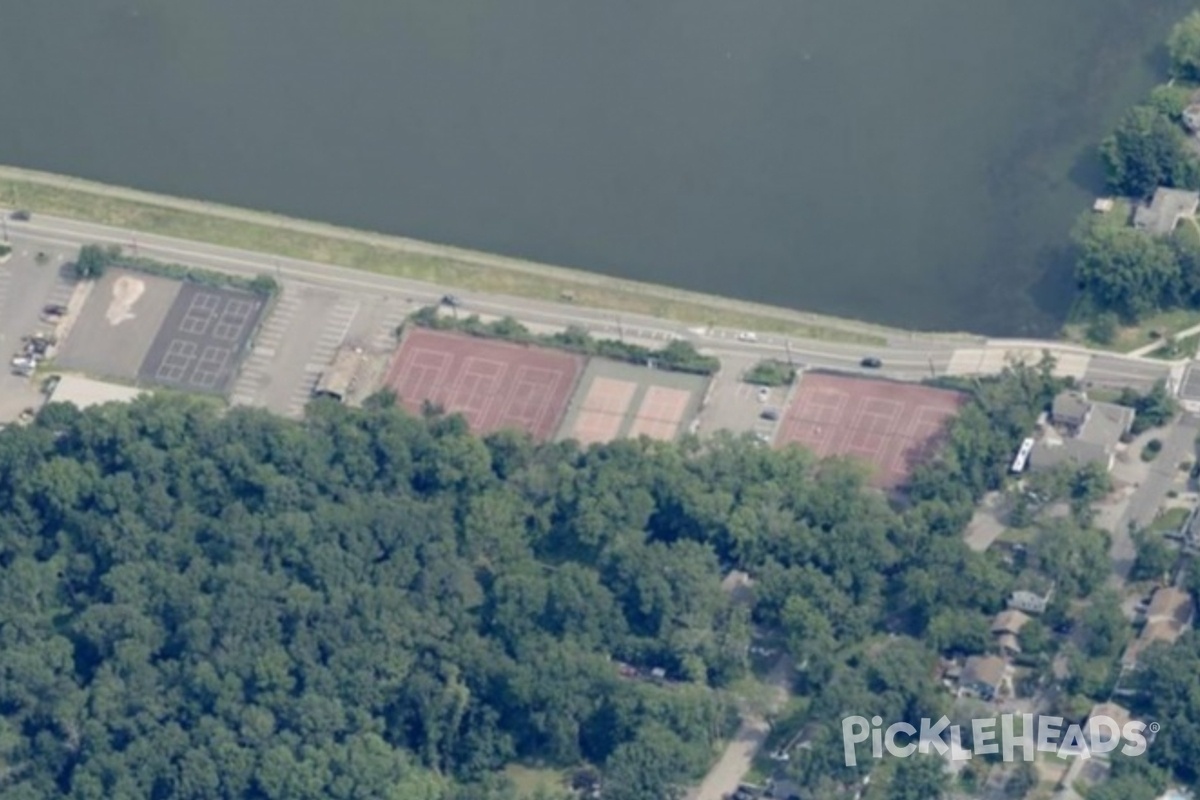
[230,283,412,418]
[695,355,792,444]
[0,243,79,423]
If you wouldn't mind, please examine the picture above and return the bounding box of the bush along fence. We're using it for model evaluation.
[71,243,279,297]
[743,359,796,386]
[404,306,721,376]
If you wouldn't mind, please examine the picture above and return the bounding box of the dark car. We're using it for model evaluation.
[860,356,883,368]
[9,210,30,221]
[760,407,780,421]
[441,294,460,307]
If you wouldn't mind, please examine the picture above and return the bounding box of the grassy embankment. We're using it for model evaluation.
[0,167,908,346]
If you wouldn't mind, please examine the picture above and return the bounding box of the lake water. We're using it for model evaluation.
[0,0,1193,334]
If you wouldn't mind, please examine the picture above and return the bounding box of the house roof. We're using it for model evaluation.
[1052,391,1090,425]
[1029,438,1109,470]
[1133,187,1200,236]
[1122,619,1187,668]
[1146,587,1194,628]
[1088,702,1133,732]
[991,610,1032,635]
[1078,402,1134,449]
[962,654,1007,689]
[996,633,1021,654]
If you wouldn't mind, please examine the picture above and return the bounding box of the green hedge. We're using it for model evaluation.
[72,243,278,297]
[743,359,796,386]
[406,307,721,375]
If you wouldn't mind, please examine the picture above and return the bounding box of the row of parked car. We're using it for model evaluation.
[10,330,57,377]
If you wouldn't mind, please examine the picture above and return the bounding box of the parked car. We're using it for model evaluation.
[756,386,770,403]
[440,294,460,307]
[9,209,30,221]
[737,331,758,342]
[860,356,883,368]
[761,407,780,421]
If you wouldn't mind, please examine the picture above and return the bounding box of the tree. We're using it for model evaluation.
[887,754,948,800]
[1099,105,1200,198]
[601,726,697,800]
[1073,219,1181,321]
[1118,380,1179,434]
[72,243,117,280]
[1078,589,1131,660]
[1168,10,1200,82]
[1129,529,1176,582]
[924,609,991,657]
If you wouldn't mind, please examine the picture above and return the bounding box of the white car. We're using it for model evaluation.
[757,386,770,402]
[737,331,758,342]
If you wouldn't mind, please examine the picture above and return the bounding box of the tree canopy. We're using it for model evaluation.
[1168,10,1200,82]
[1099,105,1200,198]
[0,356,1095,798]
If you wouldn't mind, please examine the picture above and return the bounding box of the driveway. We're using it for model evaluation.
[686,657,793,800]
[1109,414,1200,583]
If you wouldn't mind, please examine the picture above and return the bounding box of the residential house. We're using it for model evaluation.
[1008,574,1055,615]
[959,654,1008,701]
[1121,586,1195,670]
[1029,392,1135,473]
[991,609,1032,656]
[1133,187,1200,236]
[1085,702,1134,756]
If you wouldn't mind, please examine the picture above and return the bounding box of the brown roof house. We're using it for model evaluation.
[959,654,1009,702]
[1085,702,1136,756]
[1029,391,1134,473]
[991,609,1032,656]
[1121,587,1195,670]
[1134,187,1200,236]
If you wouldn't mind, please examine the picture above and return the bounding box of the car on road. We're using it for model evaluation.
[9,210,30,221]
[860,356,883,368]
[737,331,758,342]
[441,294,460,307]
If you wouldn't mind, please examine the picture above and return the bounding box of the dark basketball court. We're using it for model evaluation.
[137,283,266,394]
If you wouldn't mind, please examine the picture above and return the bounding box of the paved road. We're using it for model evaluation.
[0,210,1180,389]
[1111,414,1200,581]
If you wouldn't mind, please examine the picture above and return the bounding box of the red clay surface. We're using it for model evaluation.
[386,328,584,440]
[777,373,966,489]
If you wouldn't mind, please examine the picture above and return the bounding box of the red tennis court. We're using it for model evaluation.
[386,328,584,440]
[777,373,966,488]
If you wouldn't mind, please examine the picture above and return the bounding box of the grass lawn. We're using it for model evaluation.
[1146,506,1190,534]
[1063,307,1200,354]
[0,170,891,346]
[503,765,568,799]
[1146,330,1200,360]
[997,526,1038,545]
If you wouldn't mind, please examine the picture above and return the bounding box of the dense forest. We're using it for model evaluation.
[0,358,1194,799]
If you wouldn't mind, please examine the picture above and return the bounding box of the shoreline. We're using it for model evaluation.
[0,164,988,348]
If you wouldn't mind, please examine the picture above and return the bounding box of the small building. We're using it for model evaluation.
[48,374,145,410]
[313,347,363,403]
[1121,586,1195,670]
[959,654,1008,701]
[991,609,1032,655]
[1133,187,1200,237]
[1029,392,1134,473]
[1008,574,1055,615]
[1092,197,1115,213]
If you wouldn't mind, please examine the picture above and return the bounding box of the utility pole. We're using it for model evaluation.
[617,315,625,342]
[785,339,794,367]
